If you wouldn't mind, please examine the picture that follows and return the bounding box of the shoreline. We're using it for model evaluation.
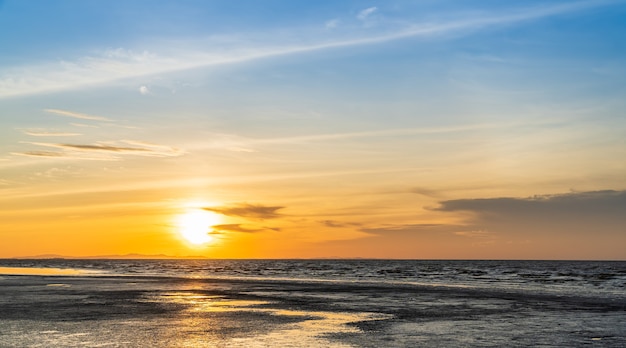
[1,273,625,347]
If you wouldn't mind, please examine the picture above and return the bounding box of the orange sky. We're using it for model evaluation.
[1,1,625,259]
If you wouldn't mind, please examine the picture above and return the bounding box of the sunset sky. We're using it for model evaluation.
[1,0,625,259]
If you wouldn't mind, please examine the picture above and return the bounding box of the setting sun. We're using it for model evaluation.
[176,210,220,246]
[1,0,625,260]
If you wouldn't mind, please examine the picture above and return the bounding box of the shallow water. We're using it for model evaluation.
[0,260,624,347]
[2,259,625,293]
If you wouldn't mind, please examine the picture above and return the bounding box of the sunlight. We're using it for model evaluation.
[176,209,220,245]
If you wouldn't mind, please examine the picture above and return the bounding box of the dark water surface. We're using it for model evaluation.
[0,260,624,347]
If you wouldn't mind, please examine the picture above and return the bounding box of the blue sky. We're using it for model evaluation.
[1,0,625,258]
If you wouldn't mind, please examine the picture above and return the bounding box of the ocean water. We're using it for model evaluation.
[2,259,625,295]
[0,259,624,347]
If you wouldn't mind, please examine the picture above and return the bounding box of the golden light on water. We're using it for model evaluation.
[176,209,220,246]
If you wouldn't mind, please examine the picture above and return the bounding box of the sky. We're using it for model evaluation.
[1,0,625,259]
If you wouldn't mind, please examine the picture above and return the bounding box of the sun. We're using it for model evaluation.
[176,210,220,245]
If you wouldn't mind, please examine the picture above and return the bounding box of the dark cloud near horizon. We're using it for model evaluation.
[359,190,626,238]
[318,190,626,259]
[204,203,284,219]
[431,189,626,257]
[435,190,626,219]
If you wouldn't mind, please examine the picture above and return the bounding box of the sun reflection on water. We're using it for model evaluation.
[0,267,96,276]
[145,290,391,347]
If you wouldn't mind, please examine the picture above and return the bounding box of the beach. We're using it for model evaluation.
[1,261,625,347]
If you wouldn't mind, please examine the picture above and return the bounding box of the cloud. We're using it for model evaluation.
[193,121,523,152]
[50,144,150,152]
[357,7,377,21]
[435,190,626,218]
[12,151,65,158]
[120,140,185,156]
[361,223,464,236]
[317,190,626,259]
[321,220,362,228]
[139,85,150,95]
[22,130,82,137]
[322,220,345,228]
[211,224,265,233]
[44,109,111,121]
[0,0,618,98]
[427,189,626,258]
[410,187,442,198]
[454,230,493,238]
[70,123,98,128]
[433,189,626,242]
[22,140,184,159]
[325,19,340,29]
[11,151,117,161]
[204,203,284,219]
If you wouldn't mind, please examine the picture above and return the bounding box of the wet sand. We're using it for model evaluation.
[0,274,624,347]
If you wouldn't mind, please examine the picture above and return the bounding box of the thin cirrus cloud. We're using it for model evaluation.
[361,223,464,236]
[11,106,183,161]
[357,7,377,21]
[18,140,184,159]
[44,108,112,121]
[211,224,266,233]
[192,119,549,151]
[0,0,619,98]
[325,19,340,29]
[22,130,82,137]
[14,151,65,158]
[321,220,362,228]
[12,150,117,161]
[204,203,284,219]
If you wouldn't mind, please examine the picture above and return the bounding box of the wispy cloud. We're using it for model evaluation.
[0,0,619,98]
[204,203,284,219]
[44,109,111,121]
[320,220,362,228]
[410,187,443,198]
[21,140,184,159]
[211,224,273,233]
[43,143,151,153]
[194,120,540,151]
[357,7,377,21]
[70,123,99,128]
[325,19,340,29]
[22,130,82,137]
[11,151,117,161]
[361,223,463,235]
[120,140,184,155]
[454,230,493,238]
[12,151,65,158]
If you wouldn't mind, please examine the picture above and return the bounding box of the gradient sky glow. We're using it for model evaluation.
[1,0,625,259]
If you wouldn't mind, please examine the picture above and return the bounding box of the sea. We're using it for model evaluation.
[0,259,624,347]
